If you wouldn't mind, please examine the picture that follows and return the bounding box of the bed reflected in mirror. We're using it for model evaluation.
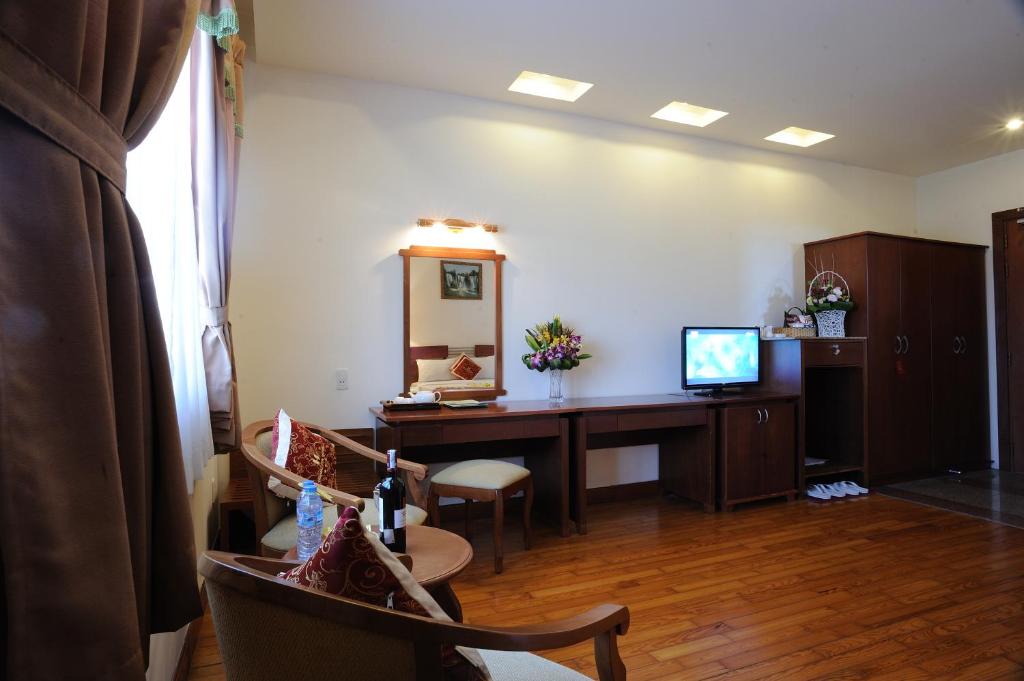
[401,246,506,400]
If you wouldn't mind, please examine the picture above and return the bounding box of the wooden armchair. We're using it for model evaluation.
[200,551,629,681]
[240,419,430,557]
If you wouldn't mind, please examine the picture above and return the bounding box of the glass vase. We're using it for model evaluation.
[548,369,565,403]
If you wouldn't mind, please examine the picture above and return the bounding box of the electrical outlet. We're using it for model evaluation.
[335,368,349,390]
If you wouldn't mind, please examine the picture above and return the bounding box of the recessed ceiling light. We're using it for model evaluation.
[508,70,593,102]
[651,101,729,128]
[765,126,835,148]
[1007,118,1023,131]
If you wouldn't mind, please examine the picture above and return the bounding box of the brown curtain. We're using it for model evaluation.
[0,2,202,679]
[193,0,244,450]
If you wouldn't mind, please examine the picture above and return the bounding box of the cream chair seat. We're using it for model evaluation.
[260,502,430,554]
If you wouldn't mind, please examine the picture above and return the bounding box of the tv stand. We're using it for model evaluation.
[691,387,741,398]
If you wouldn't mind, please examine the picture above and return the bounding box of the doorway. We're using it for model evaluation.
[993,207,1024,472]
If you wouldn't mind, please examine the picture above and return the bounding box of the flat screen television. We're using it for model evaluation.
[682,327,761,395]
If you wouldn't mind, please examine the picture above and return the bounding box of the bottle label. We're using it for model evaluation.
[394,508,406,529]
[383,528,395,544]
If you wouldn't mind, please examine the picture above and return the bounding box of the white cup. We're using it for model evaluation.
[413,390,442,403]
[392,396,414,404]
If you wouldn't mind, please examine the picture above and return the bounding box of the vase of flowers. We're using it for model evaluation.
[522,315,591,403]
[805,266,855,338]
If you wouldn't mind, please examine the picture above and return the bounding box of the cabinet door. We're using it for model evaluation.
[930,244,962,472]
[932,246,989,471]
[958,248,990,469]
[721,406,763,502]
[897,239,934,477]
[866,237,903,478]
[761,402,796,495]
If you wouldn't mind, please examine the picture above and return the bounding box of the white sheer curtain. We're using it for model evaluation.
[127,50,215,493]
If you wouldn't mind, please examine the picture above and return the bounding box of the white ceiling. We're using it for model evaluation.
[252,0,1024,176]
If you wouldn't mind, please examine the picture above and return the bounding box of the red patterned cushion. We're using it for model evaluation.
[279,507,489,680]
[271,411,337,489]
[449,353,482,381]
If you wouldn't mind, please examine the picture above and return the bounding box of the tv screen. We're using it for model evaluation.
[683,327,761,390]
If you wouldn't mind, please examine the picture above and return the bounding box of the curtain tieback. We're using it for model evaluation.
[202,306,228,327]
[0,30,128,192]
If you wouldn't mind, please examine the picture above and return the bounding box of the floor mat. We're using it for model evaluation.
[878,470,1024,529]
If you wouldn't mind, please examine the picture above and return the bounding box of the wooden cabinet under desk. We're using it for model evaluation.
[763,337,868,492]
[717,399,798,511]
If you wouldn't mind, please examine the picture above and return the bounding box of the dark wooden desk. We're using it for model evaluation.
[372,391,799,536]
[372,401,574,536]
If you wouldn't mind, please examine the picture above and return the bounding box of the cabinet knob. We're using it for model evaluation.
[831,344,841,356]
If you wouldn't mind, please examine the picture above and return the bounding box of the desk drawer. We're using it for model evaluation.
[585,414,619,434]
[442,417,560,444]
[617,408,707,432]
[803,340,864,367]
[400,425,443,447]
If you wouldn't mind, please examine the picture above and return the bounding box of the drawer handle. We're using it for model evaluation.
[953,336,962,354]
[831,344,841,356]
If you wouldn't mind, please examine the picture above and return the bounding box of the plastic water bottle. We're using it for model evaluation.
[296,480,323,561]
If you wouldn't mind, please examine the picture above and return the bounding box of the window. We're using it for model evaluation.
[126,51,214,493]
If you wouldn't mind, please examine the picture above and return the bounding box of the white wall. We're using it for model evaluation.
[232,63,918,488]
[916,149,1024,466]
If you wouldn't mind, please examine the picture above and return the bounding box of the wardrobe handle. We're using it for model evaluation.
[953,336,962,354]
[763,408,769,423]
[960,336,967,355]
[755,408,762,424]
[902,335,910,354]
[894,336,902,354]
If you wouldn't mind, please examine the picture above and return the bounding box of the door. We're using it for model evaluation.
[721,406,763,502]
[896,239,933,478]
[760,402,796,495]
[995,209,1024,472]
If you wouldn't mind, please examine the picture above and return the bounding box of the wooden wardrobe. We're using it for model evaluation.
[804,232,989,483]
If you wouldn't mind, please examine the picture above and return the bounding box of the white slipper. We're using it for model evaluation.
[825,483,847,498]
[840,480,868,495]
[806,484,831,501]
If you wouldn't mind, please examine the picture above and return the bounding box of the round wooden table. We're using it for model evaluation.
[285,524,472,620]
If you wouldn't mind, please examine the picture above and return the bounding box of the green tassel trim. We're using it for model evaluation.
[197,8,239,50]
[234,122,244,138]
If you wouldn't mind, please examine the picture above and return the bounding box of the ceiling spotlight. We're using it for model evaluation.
[651,101,729,128]
[508,71,593,102]
[1007,118,1023,131]
[764,126,835,148]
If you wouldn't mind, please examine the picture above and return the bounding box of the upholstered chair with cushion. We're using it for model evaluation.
[241,419,430,556]
[200,550,629,681]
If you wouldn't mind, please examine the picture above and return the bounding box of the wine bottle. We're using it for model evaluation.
[378,449,406,552]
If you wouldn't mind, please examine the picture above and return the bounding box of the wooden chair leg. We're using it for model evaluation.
[493,490,505,574]
[522,477,533,551]
[463,498,473,543]
[428,489,441,527]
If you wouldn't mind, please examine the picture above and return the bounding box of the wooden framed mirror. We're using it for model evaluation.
[400,245,506,400]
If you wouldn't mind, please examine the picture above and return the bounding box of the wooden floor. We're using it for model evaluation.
[189,494,1024,680]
